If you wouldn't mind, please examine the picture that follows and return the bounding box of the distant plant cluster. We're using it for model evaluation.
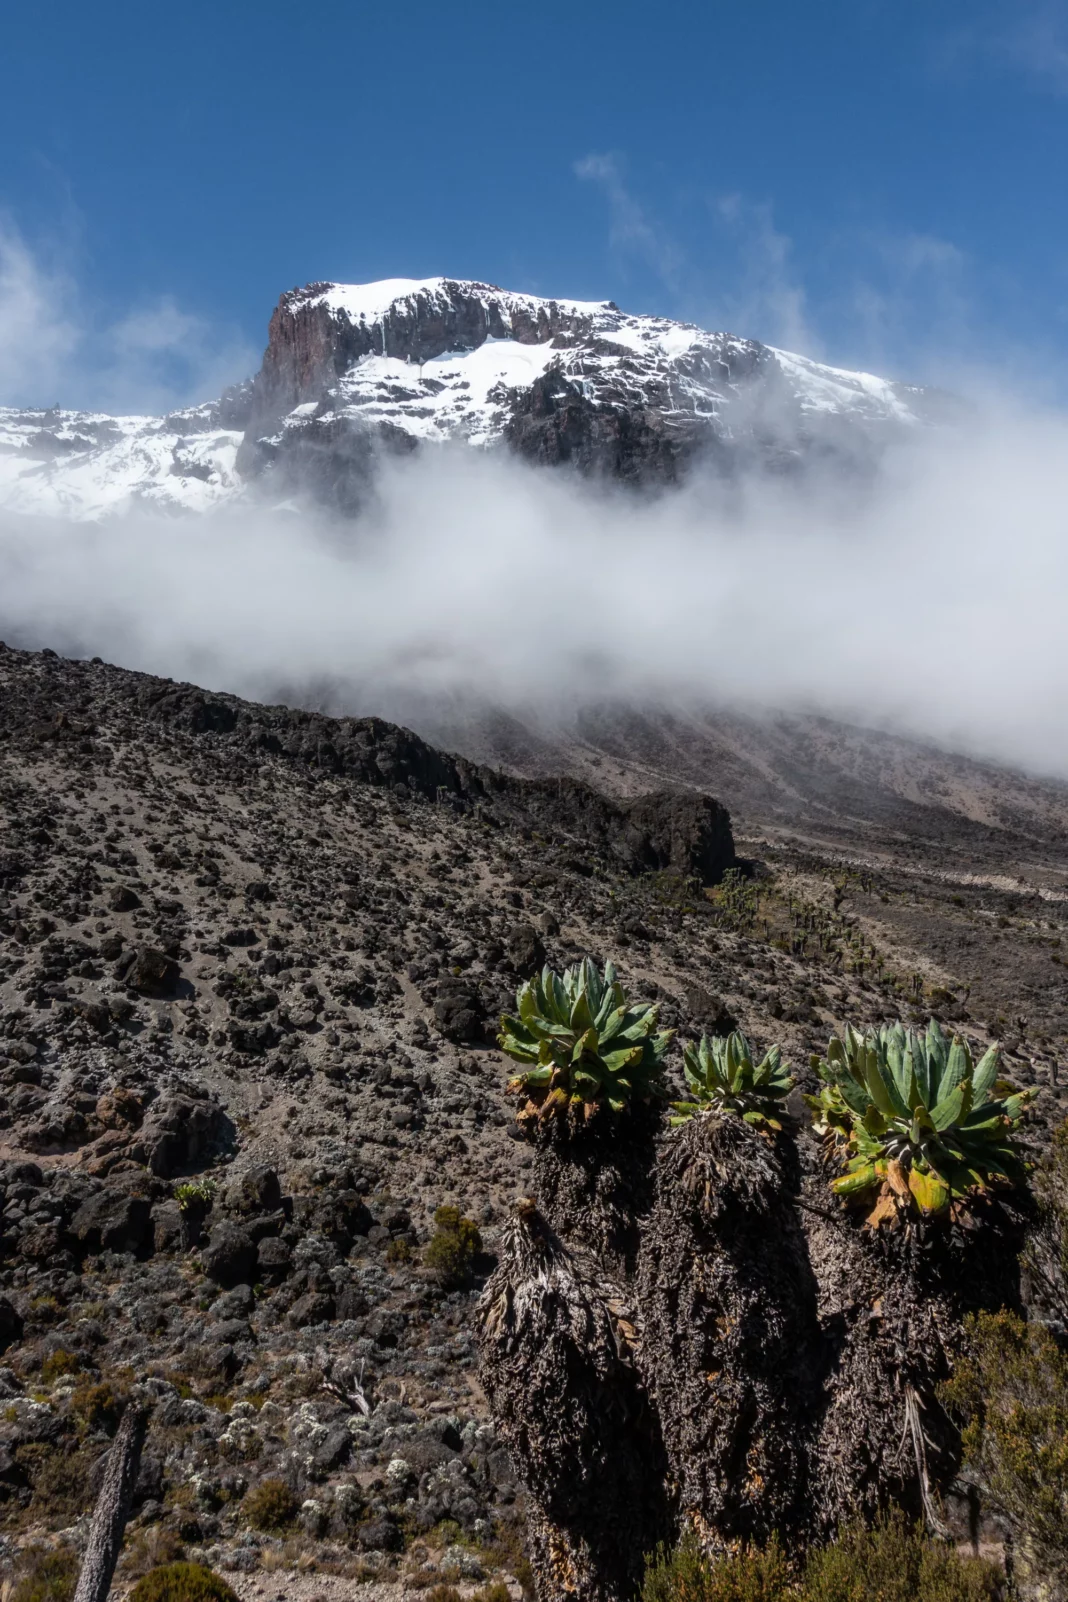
[499,958,1035,1223]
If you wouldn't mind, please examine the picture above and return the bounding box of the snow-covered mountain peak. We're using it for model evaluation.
[0,276,941,519]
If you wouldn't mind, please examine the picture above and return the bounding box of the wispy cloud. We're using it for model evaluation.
[574,153,686,295]
[706,194,818,355]
[574,155,818,354]
[0,218,80,407]
[0,218,257,414]
[939,1,1068,95]
[1001,2,1068,91]
[5,415,1068,780]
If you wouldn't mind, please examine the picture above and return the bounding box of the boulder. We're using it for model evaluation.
[225,1165,282,1216]
[141,1092,226,1177]
[0,1296,23,1354]
[505,924,546,976]
[202,1222,257,1287]
[71,1187,152,1254]
[433,979,485,1043]
[620,790,735,886]
[119,945,178,993]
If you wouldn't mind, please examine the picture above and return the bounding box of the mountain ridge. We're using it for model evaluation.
[0,276,948,520]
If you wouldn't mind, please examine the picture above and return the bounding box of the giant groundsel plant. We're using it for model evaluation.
[808,1019,1034,1222]
[498,958,673,1127]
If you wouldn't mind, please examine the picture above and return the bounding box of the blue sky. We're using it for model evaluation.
[2,0,1067,410]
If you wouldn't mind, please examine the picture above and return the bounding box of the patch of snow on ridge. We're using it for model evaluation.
[304,276,614,328]
[0,407,243,520]
[329,338,563,445]
[768,349,918,423]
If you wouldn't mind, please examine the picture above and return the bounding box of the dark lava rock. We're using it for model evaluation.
[356,1515,400,1552]
[621,791,735,887]
[287,1290,335,1327]
[71,1189,152,1254]
[255,1236,291,1282]
[433,979,485,1043]
[141,1092,227,1177]
[202,1221,257,1287]
[0,1296,23,1353]
[120,945,178,994]
[108,885,141,912]
[312,1425,352,1471]
[505,924,546,976]
[225,1165,282,1216]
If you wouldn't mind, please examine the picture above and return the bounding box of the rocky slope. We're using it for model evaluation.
[0,278,946,518]
[0,644,1062,1598]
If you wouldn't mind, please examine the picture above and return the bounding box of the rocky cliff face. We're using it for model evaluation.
[0,277,948,519]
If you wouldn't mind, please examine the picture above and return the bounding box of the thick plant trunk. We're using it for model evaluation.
[477,1201,669,1602]
[801,1162,1027,1536]
[636,1113,820,1553]
[73,1401,149,1602]
[528,1111,660,1276]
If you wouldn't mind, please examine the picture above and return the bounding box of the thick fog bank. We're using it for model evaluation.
[1,417,1067,781]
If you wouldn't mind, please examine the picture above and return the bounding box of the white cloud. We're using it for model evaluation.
[707,194,818,355]
[938,2,1068,95]
[574,152,686,296]
[3,411,1068,780]
[0,218,256,414]
[0,219,80,406]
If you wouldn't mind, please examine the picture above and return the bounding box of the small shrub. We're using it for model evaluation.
[471,1586,513,1602]
[126,1563,239,1602]
[641,1521,1000,1602]
[942,1309,1068,1593]
[17,1441,97,1519]
[28,1294,61,1324]
[424,1588,463,1602]
[9,1544,79,1602]
[800,1516,1000,1602]
[40,1349,81,1384]
[386,1237,413,1263]
[241,1476,299,1531]
[643,1534,791,1602]
[424,1205,482,1288]
[70,1380,125,1431]
[121,1526,186,1580]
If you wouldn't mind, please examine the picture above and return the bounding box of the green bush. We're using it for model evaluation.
[241,1476,298,1531]
[942,1309,1068,1593]
[40,1349,81,1384]
[174,1179,215,1213]
[801,1517,1000,1602]
[643,1534,791,1602]
[9,1545,79,1602]
[126,1563,239,1602]
[1025,1115,1068,1325]
[424,1205,482,1287]
[808,1019,1033,1223]
[70,1379,125,1431]
[641,1519,1000,1602]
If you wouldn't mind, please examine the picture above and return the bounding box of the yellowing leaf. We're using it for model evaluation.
[908,1167,950,1214]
